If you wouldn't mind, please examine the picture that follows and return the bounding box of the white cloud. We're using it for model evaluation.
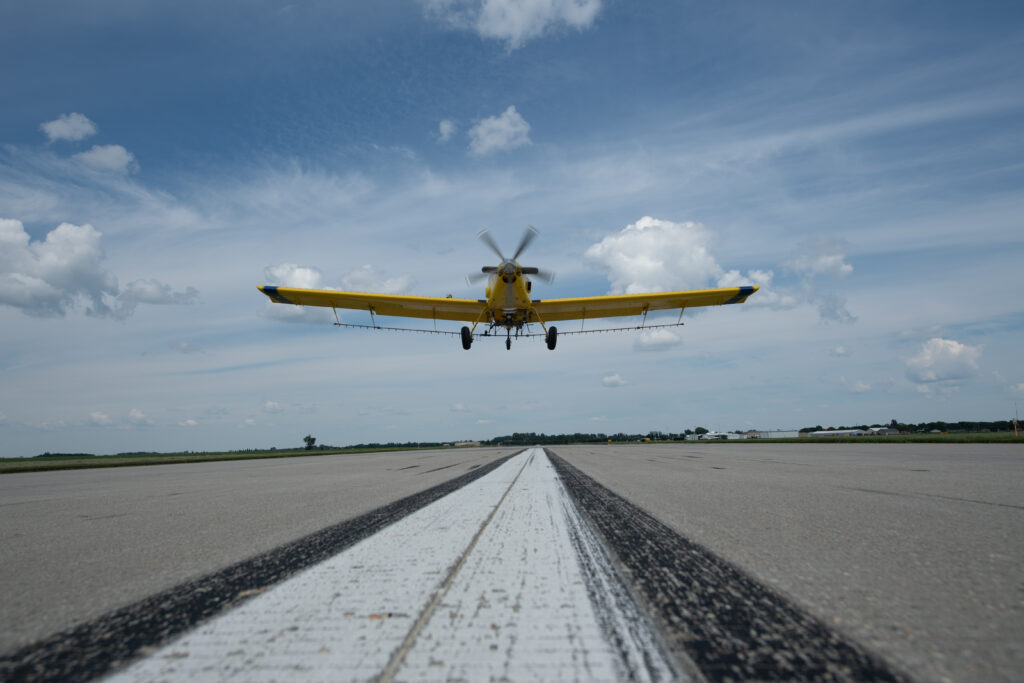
[0,218,117,317]
[602,372,626,387]
[438,119,456,143]
[476,418,494,424]
[717,268,796,309]
[116,278,199,318]
[784,237,857,323]
[906,338,981,388]
[633,328,681,351]
[815,291,857,324]
[340,264,414,294]
[451,403,470,412]
[40,113,97,142]
[0,219,198,319]
[73,145,137,174]
[128,408,153,425]
[90,411,112,426]
[1011,383,1024,398]
[171,340,203,354]
[263,401,283,413]
[265,263,323,289]
[468,106,531,156]
[840,376,871,393]
[263,263,332,324]
[788,237,853,279]
[178,419,198,427]
[422,0,602,48]
[585,217,723,294]
[829,346,850,357]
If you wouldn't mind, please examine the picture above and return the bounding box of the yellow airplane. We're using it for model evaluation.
[258,228,758,350]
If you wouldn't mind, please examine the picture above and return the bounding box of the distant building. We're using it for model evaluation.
[808,429,868,437]
[867,427,899,435]
[753,430,801,439]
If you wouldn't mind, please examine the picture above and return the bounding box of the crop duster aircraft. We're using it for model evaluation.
[258,228,758,350]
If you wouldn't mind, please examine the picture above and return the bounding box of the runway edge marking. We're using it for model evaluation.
[546,448,915,683]
[0,452,520,683]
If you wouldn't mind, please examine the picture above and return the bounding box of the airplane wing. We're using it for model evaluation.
[258,286,486,322]
[531,286,758,322]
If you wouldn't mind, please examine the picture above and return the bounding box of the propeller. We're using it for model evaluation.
[467,226,555,285]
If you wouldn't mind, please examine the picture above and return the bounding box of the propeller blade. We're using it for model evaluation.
[481,266,498,273]
[467,272,490,285]
[521,266,555,284]
[477,229,505,261]
[512,226,538,261]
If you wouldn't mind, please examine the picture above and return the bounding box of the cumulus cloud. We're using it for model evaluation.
[906,337,981,392]
[451,403,471,412]
[73,145,137,174]
[468,106,531,156]
[717,268,797,309]
[117,278,198,317]
[829,346,850,357]
[2,218,108,316]
[90,411,112,426]
[40,113,97,142]
[840,376,871,393]
[438,119,456,142]
[128,408,153,426]
[263,263,333,324]
[602,372,626,387]
[178,419,198,427]
[422,0,601,48]
[585,217,722,294]
[340,264,414,294]
[0,219,195,319]
[633,328,681,351]
[265,263,323,289]
[785,237,857,323]
[788,237,854,279]
[263,401,283,413]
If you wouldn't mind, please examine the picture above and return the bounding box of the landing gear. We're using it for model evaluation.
[461,326,472,350]
[506,334,512,351]
[546,326,558,350]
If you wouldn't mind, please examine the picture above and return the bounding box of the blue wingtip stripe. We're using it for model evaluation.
[262,286,293,305]
[724,286,755,304]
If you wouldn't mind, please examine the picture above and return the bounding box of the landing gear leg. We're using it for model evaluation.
[461,326,472,350]
[505,333,511,350]
[546,326,558,350]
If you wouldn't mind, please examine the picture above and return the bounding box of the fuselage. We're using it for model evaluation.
[483,260,536,329]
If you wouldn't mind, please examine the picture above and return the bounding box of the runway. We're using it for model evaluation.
[1,443,1021,681]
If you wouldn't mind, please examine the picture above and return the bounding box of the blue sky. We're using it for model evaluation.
[2,1,1023,456]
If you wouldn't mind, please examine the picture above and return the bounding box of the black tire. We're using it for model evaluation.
[461,326,472,350]
[546,326,558,350]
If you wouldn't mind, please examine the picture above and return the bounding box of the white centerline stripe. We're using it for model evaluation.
[106,449,677,682]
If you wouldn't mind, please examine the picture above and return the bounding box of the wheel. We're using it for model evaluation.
[461,326,472,350]
[506,337,511,350]
[546,326,558,350]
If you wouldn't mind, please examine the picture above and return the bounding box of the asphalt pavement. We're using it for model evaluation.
[1,442,1021,682]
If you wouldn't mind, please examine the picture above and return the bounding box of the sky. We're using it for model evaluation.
[1,1,1023,457]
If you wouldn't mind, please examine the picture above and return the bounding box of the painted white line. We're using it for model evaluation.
[105,449,677,682]
[393,449,676,681]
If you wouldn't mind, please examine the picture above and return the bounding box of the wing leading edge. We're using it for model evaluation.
[531,285,759,322]
[258,286,486,322]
